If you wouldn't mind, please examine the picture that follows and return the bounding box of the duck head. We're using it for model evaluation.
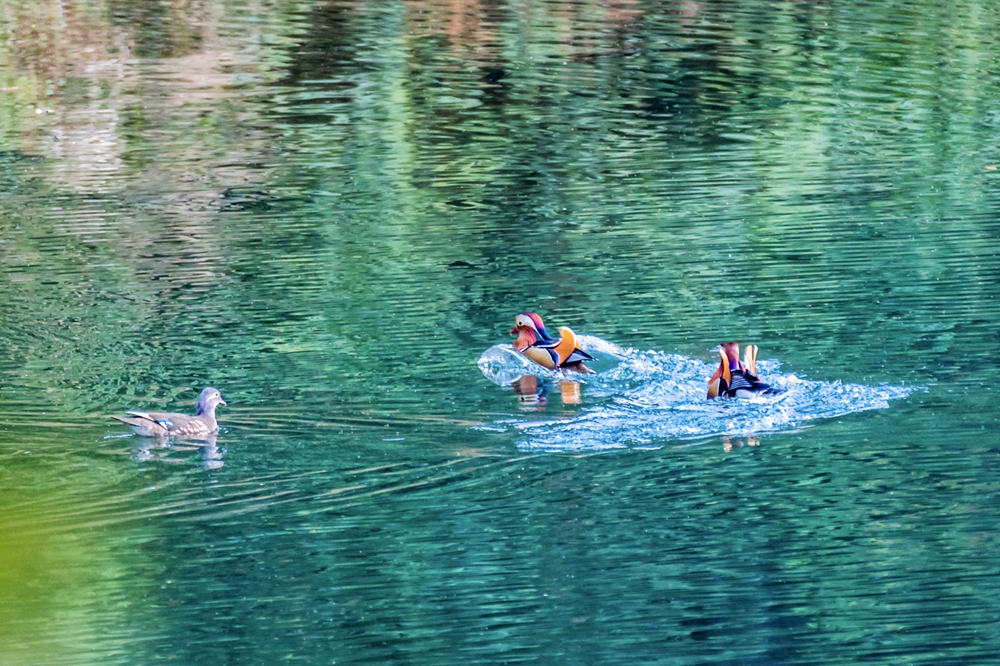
[707,342,741,399]
[196,387,227,416]
[720,342,742,371]
[510,312,555,351]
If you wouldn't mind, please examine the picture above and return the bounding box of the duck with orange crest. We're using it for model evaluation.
[707,342,784,399]
[510,312,595,373]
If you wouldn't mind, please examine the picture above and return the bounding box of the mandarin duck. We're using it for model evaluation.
[112,387,226,437]
[707,342,783,399]
[510,312,595,373]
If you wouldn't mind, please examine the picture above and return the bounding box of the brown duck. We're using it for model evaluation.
[112,387,226,437]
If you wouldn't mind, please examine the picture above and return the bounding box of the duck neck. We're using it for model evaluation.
[198,406,218,429]
[514,329,537,351]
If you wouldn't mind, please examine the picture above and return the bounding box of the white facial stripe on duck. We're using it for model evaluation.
[196,388,226,415]
[512,313,555,341]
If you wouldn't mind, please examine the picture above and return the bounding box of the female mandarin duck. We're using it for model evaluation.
[707,342,783,399]
[112,387,226,437]
[510,312,595,373]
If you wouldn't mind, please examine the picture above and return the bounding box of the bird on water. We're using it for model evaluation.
[707,342,783,399]
[112,387,227,437]
[510,312,595,373]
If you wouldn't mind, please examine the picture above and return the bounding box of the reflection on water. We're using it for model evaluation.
[124,432,225,470]
[510,375,583,410]
[2,0,1000,663]
[721,434,760,452]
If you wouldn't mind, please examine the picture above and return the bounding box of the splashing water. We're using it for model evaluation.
[478,335,918,451]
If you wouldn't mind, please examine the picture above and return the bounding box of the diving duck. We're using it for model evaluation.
[510,312,595,373]
[707,342,783,399]
[112,387,227,437]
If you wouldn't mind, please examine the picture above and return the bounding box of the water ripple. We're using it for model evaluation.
[479,335,918,450]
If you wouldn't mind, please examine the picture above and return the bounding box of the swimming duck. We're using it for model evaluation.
[112,387,226,437]
[707,342,783,399]
[510,312,595,373]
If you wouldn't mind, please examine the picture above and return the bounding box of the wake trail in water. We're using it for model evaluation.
[478,335,918,450]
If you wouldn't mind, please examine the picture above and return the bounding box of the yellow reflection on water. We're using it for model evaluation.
[0,485,144,665]
[511,375,584,410]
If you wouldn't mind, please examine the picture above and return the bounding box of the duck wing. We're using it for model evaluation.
[552,327,594,368]
[742,344,759,376]
[707,347,732,399]
[111,411,173,437]
[562,348,595,365]
[114,410,215,437]
[725,371,785,399]
[531,341,593,362]
[524,326,594,369]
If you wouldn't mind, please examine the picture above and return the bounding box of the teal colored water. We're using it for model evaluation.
[1,0,999,663]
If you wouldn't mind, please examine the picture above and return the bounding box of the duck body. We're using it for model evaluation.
[707,342,783,399]
[511,312,595,373]
[112,387,227,437]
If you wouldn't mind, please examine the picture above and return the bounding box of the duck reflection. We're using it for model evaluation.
[722,435,760,452]
[131,436,170,463]
[197,433,225,470]
[510,375,583,410]
[131,432,225,470]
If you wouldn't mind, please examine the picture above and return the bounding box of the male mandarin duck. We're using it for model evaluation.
[510,312,595,373]
[112,387,226,437]
[707,342,783,399]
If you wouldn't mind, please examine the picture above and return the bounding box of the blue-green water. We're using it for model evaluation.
[2,0,1000,663]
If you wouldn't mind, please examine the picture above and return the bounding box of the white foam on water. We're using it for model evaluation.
[477,336,918,451]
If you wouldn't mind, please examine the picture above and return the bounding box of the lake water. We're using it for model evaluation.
[2,0,999,663]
